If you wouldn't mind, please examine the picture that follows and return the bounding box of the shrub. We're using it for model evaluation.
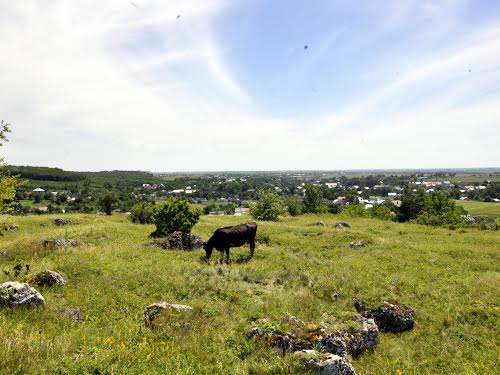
[250,191,285,221]
[369,204,393,221]
[151,197,200,237]
[130,202,155,224]
[98,191,119,215]
[342,204,368,217]
[284,196,302,216]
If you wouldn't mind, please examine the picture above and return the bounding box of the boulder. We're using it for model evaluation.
[5,225,19,232]
[357,301,414,333]
[33,270,66,287]
[295,350,357,375]
[54,218,71,226]
[149,231,203,251]
[341,317,379,356]
[335,222,351,229]
[0,281,45,307]
[57,307,84,323]
[349,241,366,248]
[143,302,194,329]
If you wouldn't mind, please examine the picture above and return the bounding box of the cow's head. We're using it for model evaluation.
[202,241,213,260]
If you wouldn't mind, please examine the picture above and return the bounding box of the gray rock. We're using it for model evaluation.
[295,350,357,375]
[312,221,326,227]
[149,231,203,251]
[349,241,366,248]
[335,222,351,229]
[57,307,84,323]
[54,218,71,226]
[43,238,81,248]
[342,317,379,356]
[143,302,194,329]
[33,270,66,287]
[5,225,19,232]
[0,281,45,307]
[357,301,414,333]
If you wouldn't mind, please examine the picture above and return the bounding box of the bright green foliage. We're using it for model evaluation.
[369,204,393,220]
[151,197,200,237]
[250,190,285,221]
[0,121,26,213]
[130,202,155,224]
[98,191,119,215]
[284,196,302,216]
[398,186,426,221]
[302,184,326,214]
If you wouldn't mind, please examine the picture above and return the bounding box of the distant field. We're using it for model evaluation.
[455,200,500,219]
[0,213,498,374]
[445,174,500,183]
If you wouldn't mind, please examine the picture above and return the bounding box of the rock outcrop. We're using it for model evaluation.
[149,231,203,251]
[295,350,357,375]
[335,222,351,229]
[0,282,45,307]
[33,270,66,287]
[355,301,415,333]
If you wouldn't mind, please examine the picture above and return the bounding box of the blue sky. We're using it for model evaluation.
[1,0,499,171]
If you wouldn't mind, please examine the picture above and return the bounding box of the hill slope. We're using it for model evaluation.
[0,214,498,374]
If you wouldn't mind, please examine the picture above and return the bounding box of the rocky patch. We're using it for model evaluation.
[295,350,357,375]
[349,241,366,248]
[143,302,194,329]
[56,307,84,323]
[54,218,71,226]
[335,222,351,229]
[42,238,81,248]
[355,301,415,333]
[33,270,66,287]
[5,225,19,232]
[149,231,203,251]
[0,281,45,307]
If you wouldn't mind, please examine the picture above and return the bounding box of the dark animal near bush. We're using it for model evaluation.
[203,222,257,260]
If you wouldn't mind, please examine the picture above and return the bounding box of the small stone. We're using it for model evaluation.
[349,241,366,248]
[143,302,194,329]
[43,238,81,248]
[335,222,351,229]
[54,218,71,226]
[57,307,84,323]
[5,225,19,232]
[33,270,66,287]
[295,350,357,375]
[0,281,45,307]
[312,221,326,227]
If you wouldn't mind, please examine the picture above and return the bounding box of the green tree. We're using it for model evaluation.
[151,197,200,237]
[302,184,326,213]
[398,186,425,222]
[284,196,302,216]
[98,190,119,215]
[250,190,285,221]
[0,121,25,213]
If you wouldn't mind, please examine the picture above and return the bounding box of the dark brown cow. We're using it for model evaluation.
[203,222,257,260]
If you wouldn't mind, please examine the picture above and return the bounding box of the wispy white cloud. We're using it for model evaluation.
[0,0,499,170]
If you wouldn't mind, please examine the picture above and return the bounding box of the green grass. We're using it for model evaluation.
[455,200,500,219]
[0,213,498,374]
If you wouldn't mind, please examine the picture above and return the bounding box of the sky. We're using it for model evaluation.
[1,0,500,171]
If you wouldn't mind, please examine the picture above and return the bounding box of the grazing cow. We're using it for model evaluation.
[203,222,257,260]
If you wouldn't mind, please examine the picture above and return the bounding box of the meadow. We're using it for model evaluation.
[455,200,500,219]
[0,213,498,374]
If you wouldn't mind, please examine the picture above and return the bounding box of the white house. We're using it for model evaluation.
[33,188,45,196]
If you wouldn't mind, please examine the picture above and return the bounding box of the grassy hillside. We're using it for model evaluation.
[0,213,498,374]
[456,200,500,219]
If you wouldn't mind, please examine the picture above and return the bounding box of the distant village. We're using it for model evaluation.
[20,171,500,215]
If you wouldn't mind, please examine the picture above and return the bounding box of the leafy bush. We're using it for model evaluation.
[98,190,119,215]
[369,204,394,221]
[151,197,200,237]
[130,202,155,224]
[342,204,368,217]
[250,191,285,221]
[284,196,302,216]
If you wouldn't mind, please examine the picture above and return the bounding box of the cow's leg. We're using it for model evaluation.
[225,247,231,263]
[249,239,255,257]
